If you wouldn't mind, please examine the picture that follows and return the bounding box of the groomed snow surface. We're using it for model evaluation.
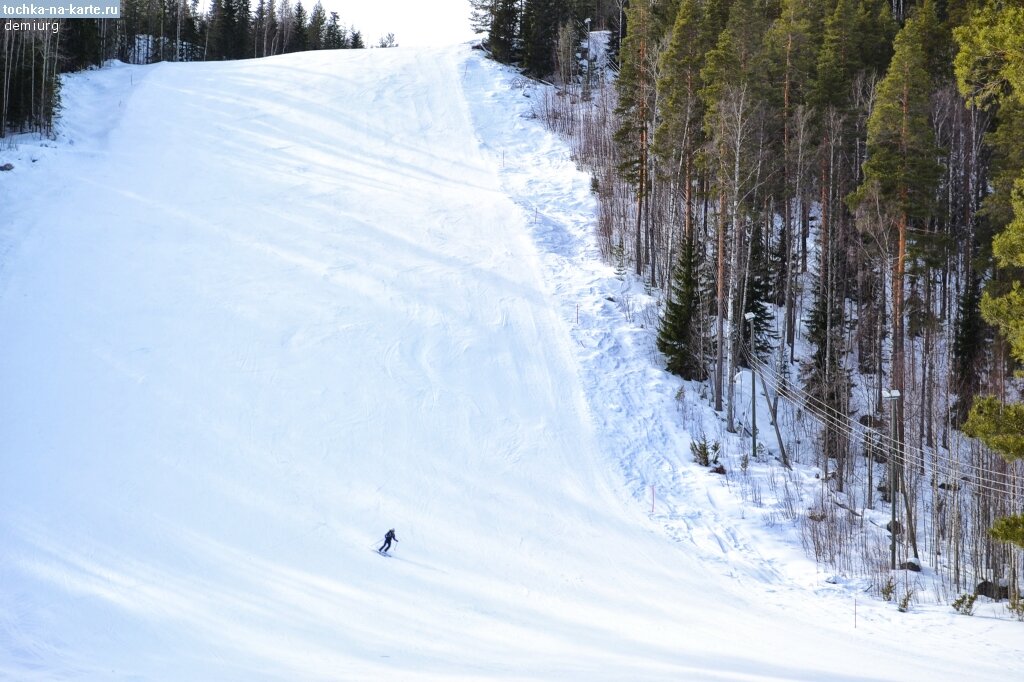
[1,45,1021,681]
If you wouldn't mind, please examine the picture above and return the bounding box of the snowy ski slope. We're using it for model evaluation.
[1,45,1021,680]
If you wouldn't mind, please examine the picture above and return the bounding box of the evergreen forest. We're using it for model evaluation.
[477,0,1024,603]
[1,0,382,138]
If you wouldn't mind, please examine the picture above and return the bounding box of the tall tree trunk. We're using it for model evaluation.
[715,191,727,413]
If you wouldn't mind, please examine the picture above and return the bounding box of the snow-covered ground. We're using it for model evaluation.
[1,44,1021,681]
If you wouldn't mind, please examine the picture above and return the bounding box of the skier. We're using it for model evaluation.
[378,528,398,554]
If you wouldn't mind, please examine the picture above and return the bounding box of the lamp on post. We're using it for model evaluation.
[745,312,756,464]
[583,17,592,100]
[882,388,901,570]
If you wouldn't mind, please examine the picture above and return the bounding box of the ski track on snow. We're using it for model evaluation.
[0,44,1021,681]
[461,55,780,586]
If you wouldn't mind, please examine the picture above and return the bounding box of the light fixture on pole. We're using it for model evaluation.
[882,388,901,570]
[745,312,756,464]
[583,17,592,100]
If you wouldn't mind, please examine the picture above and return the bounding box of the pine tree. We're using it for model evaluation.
[953,2,1024,111]
[764,0,826,306]
[653,0,710,248]
[850,2,944,411]
[655,0,708,149]
[812,0,856,111]
[613,0,681,269]
[614,0,658,277]
[857,5,942,213]
[765,0,826,126]
[699,0,770,421]
[964,395,1024,548]
[700,0,770,113]
[812,0,895,112]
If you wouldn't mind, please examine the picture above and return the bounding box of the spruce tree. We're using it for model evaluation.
[470,0,497,34]
[207,0,226,58]
[290,1,309,52]
[658,235,708,380]
[855,0,897,77]
[323,12,345,49]
[742,219,776,364]
[235,0,253,59]
[522,0,559,77]
[308,2,327,50]
[489,0,520,64]
[60,19,103,72]
[952,275,986,424]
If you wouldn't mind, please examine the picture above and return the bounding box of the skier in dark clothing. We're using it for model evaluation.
[379,528,397,554]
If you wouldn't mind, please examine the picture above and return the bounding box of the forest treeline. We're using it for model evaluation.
[478,0,1024,602]
[1,0,387,138]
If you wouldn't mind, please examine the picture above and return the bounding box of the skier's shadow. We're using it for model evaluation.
[386,554,448,574]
